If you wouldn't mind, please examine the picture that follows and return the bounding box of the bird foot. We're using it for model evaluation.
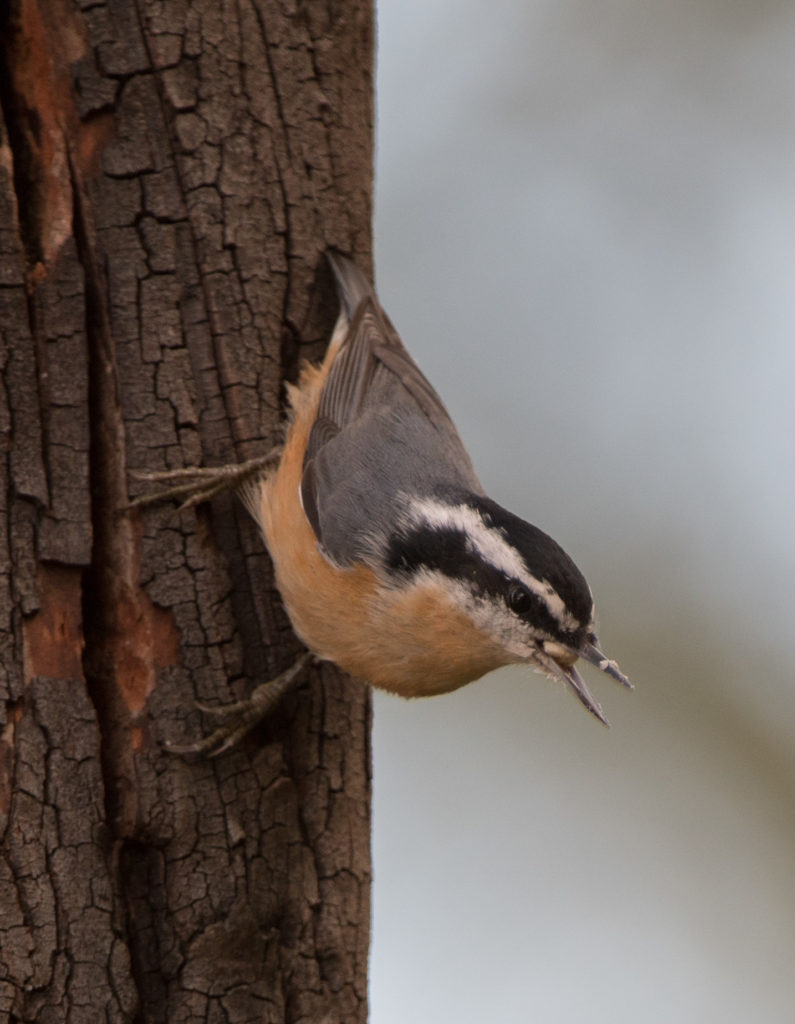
[129,448,282,510]
[166,652,312,757]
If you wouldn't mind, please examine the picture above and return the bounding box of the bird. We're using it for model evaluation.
[134,251,631,754]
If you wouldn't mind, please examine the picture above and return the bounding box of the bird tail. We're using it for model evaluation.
[326,250,375,319]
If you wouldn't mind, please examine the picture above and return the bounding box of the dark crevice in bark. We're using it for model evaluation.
[116,838,162,1023]
[69,152,121,820]
[69,153,146,1022]
[0,3,52,493]
[0,3,44,268]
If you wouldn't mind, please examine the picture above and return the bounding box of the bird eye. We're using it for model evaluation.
[507,584,532,614]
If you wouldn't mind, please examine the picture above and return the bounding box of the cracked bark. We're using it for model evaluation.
[0,2,374,1021]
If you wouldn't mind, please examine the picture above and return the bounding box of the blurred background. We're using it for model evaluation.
[369,1,795,1021]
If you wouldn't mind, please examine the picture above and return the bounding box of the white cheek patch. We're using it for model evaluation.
[406,496,578,632]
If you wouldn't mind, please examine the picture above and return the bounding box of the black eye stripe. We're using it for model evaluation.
[385,523,470,577]
[385,524,583,644]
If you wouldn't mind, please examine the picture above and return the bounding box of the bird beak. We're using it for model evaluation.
[579,639,633,690]
[551,660,610,726]
[539,637,632,727]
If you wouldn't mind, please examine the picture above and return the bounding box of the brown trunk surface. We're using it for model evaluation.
[0,2,374,1021]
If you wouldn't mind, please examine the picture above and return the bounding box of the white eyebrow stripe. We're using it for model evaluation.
[406,496,577,630]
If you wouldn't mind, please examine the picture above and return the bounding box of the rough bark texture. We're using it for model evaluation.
[0,2,374,1021]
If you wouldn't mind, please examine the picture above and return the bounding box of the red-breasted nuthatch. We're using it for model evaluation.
[137,252,631,752]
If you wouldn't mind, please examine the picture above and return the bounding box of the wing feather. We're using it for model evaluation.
[301,253,480,563]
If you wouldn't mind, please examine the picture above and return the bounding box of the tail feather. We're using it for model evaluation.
[326,250,374,318]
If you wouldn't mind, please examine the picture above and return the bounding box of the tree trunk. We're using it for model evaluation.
[0,2,374,1021]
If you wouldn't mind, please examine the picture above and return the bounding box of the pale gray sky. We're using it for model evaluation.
[371,2,795,1021]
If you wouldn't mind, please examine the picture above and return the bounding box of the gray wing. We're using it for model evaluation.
[301,253,483,565]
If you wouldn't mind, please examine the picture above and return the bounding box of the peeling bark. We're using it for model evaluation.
[0,2,374,1021]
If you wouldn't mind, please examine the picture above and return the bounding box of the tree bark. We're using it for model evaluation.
[0,2,374,1021]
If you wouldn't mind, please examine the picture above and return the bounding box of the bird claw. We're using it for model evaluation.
[165,653,312,758]
[129,449,282,511]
